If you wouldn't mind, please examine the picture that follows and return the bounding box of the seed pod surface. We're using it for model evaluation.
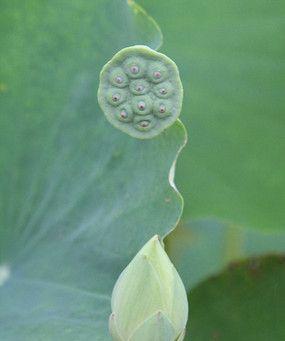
[98,45,183,139]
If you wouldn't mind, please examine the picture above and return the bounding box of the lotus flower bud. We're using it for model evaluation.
[109,235,188,341]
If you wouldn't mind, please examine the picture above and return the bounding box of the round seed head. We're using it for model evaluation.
[98,45,183,139]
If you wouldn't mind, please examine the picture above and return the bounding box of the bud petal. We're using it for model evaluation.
[109,235,188,340]
[129,311,175,341]
[176,329,186,341]
[109,313,123,341]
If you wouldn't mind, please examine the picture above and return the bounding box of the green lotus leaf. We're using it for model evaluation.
[0,1,186,340]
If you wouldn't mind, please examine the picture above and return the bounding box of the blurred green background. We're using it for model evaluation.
[1,0,285,340]
[139,0,285,231]
[138,1,285,339]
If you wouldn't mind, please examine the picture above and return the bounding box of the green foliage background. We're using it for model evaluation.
[138,0,285,339]
[1,0,285,340]
[140,0,285,231]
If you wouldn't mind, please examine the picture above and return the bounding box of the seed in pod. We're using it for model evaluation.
[133,115,156,132]
[153,81,174,99]
[129,79,150,95]
[109,67,129,88]
[147,62,168,83]
[124,57,146,79]
[132,95,153,115]
[115,104,134,123]
[153,99,172,118]
[106,88,127,107]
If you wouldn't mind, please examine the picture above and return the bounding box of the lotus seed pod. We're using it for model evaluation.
[98,45,183,139]
[109,235,188,341]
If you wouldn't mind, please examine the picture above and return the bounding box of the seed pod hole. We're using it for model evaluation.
[120,110,128,119]
[134,115,156,131]
[112,94,120,102]
[115,104,133,122]
[131,65,139,74]
[140,120,150,127]
[159,105,166,113]
[115,76,123,84]
[138,101,145,111]
[137,85,144,92]
[153,71,161,79]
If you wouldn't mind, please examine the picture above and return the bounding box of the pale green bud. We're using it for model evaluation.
[109,235,188,341]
